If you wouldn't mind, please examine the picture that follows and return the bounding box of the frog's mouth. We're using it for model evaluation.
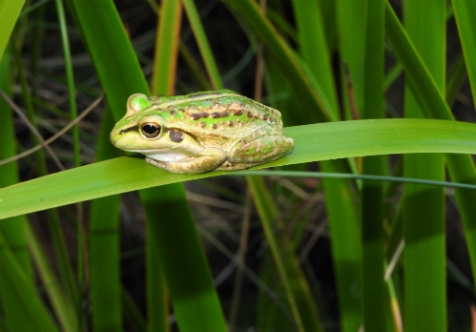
[131,146,176,152]
[132,146,197,162]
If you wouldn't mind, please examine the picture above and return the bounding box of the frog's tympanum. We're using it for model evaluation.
[110,90,294,174]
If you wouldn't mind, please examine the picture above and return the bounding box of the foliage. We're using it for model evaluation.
[0,0,475,331]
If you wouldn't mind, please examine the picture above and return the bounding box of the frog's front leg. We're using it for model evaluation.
[146,147,226,174]
[222,134,294,170]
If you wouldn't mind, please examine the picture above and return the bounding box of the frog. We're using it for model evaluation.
[109,90,294,174]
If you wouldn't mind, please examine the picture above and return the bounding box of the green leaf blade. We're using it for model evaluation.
[2,119,476,219]
[453,0,476,103]
[402,1,447,331]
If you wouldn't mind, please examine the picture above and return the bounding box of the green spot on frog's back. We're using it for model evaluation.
[197,100,213,108]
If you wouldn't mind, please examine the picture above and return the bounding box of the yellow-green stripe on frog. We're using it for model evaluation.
[110,90,294,174]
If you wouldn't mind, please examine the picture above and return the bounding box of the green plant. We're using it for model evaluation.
[1,0,475,331]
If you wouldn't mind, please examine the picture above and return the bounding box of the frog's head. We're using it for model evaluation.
[110,94,193,154]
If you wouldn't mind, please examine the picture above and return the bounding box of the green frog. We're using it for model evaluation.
[110,90,294,174]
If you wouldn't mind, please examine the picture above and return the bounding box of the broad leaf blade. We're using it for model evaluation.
[2,119,476,219]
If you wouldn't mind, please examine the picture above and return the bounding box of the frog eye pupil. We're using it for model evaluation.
[141,123,160,138]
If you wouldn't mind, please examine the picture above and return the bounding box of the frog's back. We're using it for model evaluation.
[148,90,284,136]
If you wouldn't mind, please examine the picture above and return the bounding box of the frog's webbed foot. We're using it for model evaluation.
[146,147,226,174]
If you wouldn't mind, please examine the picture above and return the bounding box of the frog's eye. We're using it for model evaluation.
[141,122,161,138]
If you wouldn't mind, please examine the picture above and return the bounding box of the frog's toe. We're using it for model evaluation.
[146,157,170,171]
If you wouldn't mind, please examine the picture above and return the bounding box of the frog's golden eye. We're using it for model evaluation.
[141,122,161,138]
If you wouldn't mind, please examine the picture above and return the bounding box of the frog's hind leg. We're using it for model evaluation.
[221,135,294,171]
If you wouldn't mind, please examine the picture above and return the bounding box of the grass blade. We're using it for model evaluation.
[152,0,182,95]
[147,2,183,330]
[246,177,304,331]
[452,0,476,101]
[321,161,362,331]
[0,0,24,60]
[89,110,122,331]
[0,231,57,331]
[293,0,338,116]
[0,45,30,274]
[143,190,228,332]
[147,1,228,329]
[27,227,78,331]
[362,0,387,330]
[2,118,476,218]
[384,2,451,120]
[294,1,362,329]
[69,0,149,119]
[226,0,332,122]
[68,0,149,330]
[335,0,366,117]
[385,0,476,290]
[55,0,80,167]
[182,0,222,89]
[402,1,446,331]
[0,46,37,332]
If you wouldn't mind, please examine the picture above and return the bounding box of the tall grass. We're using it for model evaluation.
[1,1,476,331]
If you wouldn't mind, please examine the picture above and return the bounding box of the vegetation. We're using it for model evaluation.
[1,0,476,331]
